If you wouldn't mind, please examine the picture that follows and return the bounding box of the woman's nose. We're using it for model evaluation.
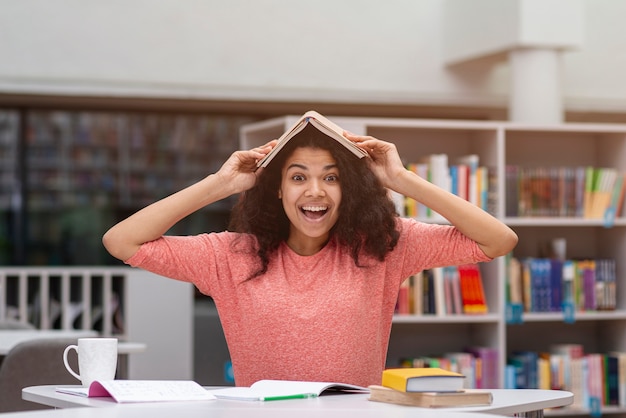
[305,179,326,197]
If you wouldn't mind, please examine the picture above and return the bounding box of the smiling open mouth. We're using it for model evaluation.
[301,205,328,219]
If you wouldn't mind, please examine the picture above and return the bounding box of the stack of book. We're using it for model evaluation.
[368,367,493,408]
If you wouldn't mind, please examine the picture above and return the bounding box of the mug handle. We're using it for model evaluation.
[63,345,81,381]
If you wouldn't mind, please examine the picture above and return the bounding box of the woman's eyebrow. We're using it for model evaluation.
[286,163,308,171]
[285,163,338,172]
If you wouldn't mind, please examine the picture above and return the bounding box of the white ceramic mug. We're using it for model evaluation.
[63,337,118,387]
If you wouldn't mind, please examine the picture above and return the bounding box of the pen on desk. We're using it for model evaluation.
[261,393,318,401]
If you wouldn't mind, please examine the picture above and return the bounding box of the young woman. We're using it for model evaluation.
[102,124,518,387]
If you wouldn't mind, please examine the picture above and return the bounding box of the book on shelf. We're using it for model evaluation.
[256,110,368,169]
[404,155,490,218]
[458,264,488,314]
[609,351,626,407]
[396,276,412,315]
[506,255,523,307]
[505,345,626,409]
[433,266,446,316]
[397,352,492,390]
[405,163,429,218]
[381,367,465,392]
[507,256,617,314]
[368,385,492,408]
[209,379,368,401]
[412,271,424,315]
[395,264,485,316]
[457,154,479,207]
[508,351,540,390]
[613,174,626,217]
[505,165,626,219]
[605,354,620,406]
[465,346,499,389]
[586,167,620,219]
[55,380,215,403]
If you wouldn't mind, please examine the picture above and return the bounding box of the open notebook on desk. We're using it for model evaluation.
[56,380,215,403]
[210,379,369,401]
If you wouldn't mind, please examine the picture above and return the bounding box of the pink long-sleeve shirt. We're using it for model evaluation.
[126,217,491,387]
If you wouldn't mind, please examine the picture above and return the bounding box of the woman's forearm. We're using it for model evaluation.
[102,173,231,262]
[394,170,518,259]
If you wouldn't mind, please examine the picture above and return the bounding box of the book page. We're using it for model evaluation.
[211,380,368,401]
[251,379,367,395]
[57,380,215,403]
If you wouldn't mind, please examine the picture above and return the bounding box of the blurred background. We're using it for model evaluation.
[1,0,625,385]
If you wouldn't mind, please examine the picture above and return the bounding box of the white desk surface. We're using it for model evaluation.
[22,385,573,417]
[0,330,146,355]
[0,403,515,418]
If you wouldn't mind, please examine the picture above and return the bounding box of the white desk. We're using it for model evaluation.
[0,401,515,418]
[23,386,573,417]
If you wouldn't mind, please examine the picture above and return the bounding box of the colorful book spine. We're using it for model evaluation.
[504,165,625,219]
[508,256,616,314]
[395,265,487,316]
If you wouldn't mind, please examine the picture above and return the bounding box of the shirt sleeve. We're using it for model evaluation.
[125,235,218,285]
[393,218,493,280]
[124,232,260,297]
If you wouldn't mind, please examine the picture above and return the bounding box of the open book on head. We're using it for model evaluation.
[256,110,369,169]
[210,379,369,401]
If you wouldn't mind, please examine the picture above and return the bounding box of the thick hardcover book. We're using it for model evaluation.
[368,385,492,408]
[381,367,465,392]
[256,110,368,168]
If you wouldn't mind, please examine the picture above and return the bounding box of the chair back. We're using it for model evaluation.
[0,338,80,412]
[0,320,36,330]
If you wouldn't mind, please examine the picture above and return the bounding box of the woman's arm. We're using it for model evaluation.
[102,143,274,262]
[345,132,518,259]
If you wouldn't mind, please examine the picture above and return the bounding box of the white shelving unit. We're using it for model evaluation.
[241,115,626,413]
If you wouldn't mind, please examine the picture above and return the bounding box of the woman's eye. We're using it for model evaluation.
[292,174,305,182]
[325,175,339,182]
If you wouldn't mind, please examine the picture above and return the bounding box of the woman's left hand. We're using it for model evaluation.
[343,131,406,189]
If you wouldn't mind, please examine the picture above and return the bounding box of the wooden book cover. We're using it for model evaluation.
[368,385,492,408]
[256,110,368,169]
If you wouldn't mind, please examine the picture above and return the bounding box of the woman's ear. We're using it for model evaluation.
[278,189,282,199]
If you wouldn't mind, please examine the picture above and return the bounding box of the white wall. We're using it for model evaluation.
[0,0,625,114]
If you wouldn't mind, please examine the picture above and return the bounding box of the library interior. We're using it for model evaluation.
[1,1,626,416]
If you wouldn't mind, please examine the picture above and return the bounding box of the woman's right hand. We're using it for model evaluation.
[215,141,276,195]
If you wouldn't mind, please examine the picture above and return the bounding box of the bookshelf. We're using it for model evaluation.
[241,115,626,415]
[0,109,254,265]
[23,111,248,211]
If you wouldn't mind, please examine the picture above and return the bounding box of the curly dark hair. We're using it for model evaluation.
[228,124,400,279]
